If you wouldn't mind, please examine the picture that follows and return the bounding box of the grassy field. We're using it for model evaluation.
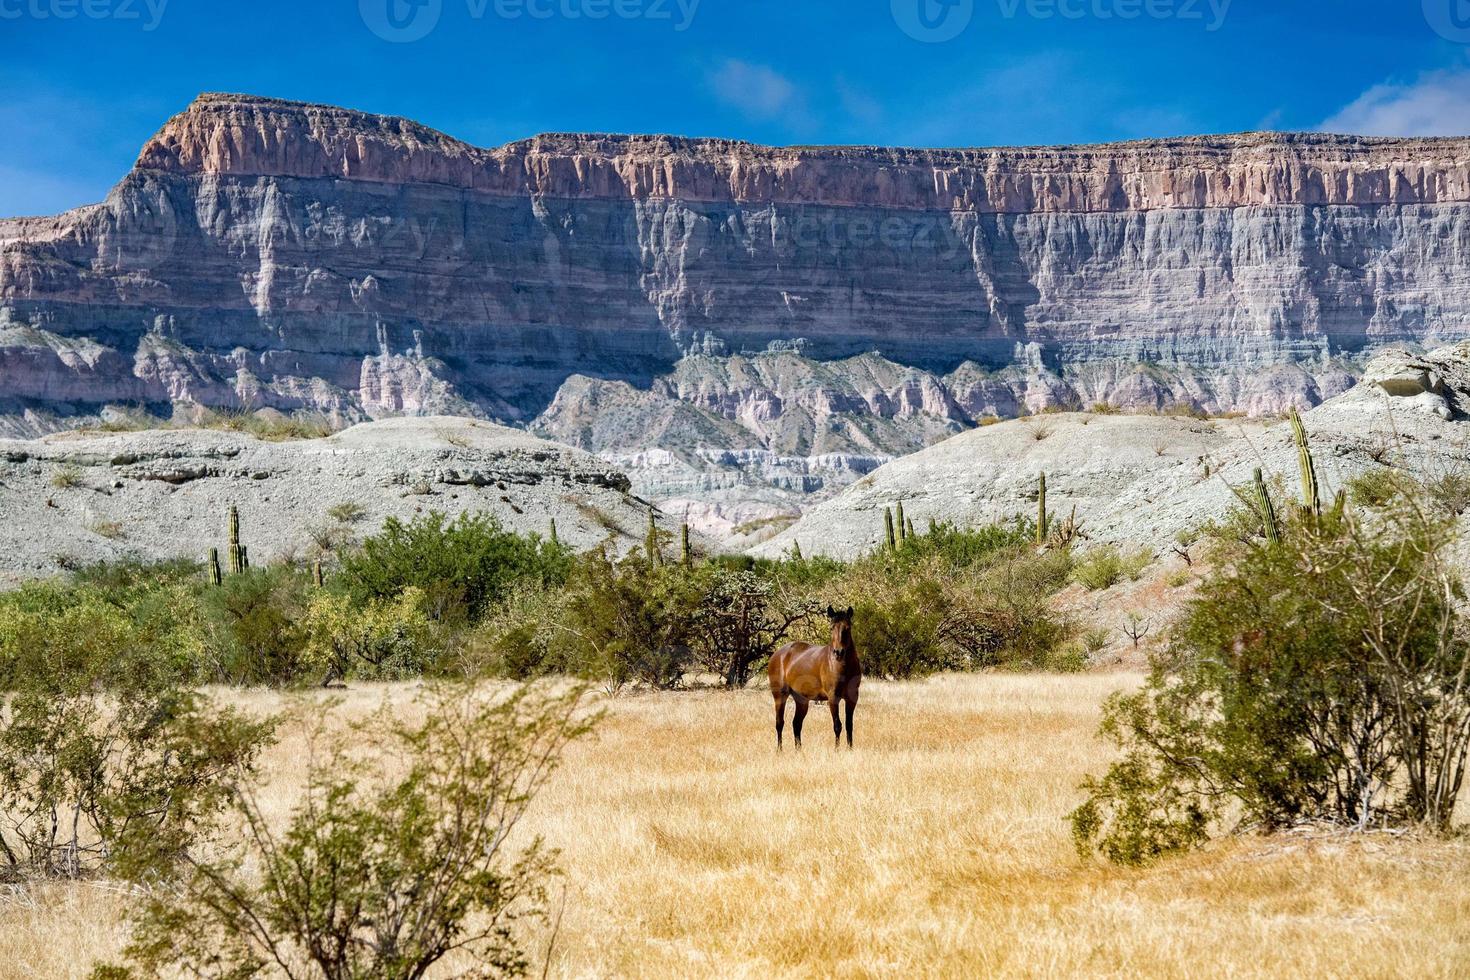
[3,674,1469,978]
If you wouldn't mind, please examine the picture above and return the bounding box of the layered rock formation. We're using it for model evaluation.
[4,93,1470,527]
[753,343,1470,562]
[0,417,648,583]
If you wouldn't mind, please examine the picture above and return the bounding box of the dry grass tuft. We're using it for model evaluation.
[3,675,1469,977]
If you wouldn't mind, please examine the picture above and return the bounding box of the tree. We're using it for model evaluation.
[692,569,820,688]
[103,684,594,979]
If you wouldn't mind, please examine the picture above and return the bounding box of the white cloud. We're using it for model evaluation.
[1319,68,1470,137]
[707,60,800,122]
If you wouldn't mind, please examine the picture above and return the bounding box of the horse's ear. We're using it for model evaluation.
[826,605,836,620]
[846,606,854,620]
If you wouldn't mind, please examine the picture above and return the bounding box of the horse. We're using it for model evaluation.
[768,605,863,750]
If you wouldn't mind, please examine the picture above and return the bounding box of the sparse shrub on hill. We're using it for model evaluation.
[1072,480,1470,866]
[1071,544,1151,591]
[102,684,592,980]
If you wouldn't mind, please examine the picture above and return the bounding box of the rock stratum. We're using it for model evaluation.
[4,93,1470,533]
[0,416,651,583]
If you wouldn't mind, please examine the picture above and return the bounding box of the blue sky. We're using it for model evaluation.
[2,0,1469,216]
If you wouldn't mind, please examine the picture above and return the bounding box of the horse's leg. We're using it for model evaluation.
[773,690,788,751]
[792,696,809,749]
[830,697,842,748]
[844,697,856,749]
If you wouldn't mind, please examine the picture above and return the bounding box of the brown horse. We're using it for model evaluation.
[768,606,862,750]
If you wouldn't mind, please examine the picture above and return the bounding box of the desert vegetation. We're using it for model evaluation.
[0,412,1467,976]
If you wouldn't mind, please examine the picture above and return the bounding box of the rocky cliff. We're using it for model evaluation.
[4,93,1470,530]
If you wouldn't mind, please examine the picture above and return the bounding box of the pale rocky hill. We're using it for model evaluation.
[753,344,1470,561]
[0,417,655,584]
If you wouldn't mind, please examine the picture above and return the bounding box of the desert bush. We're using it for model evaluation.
[196,566,313,685]
[301,587,442,684]
[326,500,367,524]
[104,684,592,979]
[1071,544,1151,590]
[1425,471,1470,517]
[50,464,83,489]
[1347,467,1401,508]
[338,511,571,624]
[460,582,581,681]
[692,568,821,688]
[0,592,271,882]
[1072,491,1470,866]
[557,552,705,691]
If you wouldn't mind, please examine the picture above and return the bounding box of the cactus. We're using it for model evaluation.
[645,508,660,566]
[906,518,916,540]
[1290,409,1321,524]
[1253,468,1281,545]
[1331,489,1347,523]
[681,521,692,568]
[1037,472,1049,547]
[791,541,804,561]
[896,501,907,542]
[884,508,897,551]
[227,504,245,575]
[549,517,559,546]
[313,559,325,588]
[208,548,222,586]
[240,545,250,571]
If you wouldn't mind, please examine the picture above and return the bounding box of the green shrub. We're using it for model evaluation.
[338,512,571,624]
[196,566,312,685]
[1072,492,1470,866]
[105,684,591,979]
[301,587,443,685]
[1347,467,1401,508]
[1071,545,1151,590]
[0,587,272,882]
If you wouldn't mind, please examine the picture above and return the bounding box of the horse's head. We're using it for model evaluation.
[826,605,855,653]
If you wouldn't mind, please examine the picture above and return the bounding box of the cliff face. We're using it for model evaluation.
[3,93,1470,524]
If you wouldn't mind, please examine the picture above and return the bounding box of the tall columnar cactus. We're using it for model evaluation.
[1290,409,1321,524]
[906,518,916,540]
[313,559,325,588]
[208,548,222,587]
[895,501,907,542]
[1253,468,1281,545]
[791,541,804,561]
[227,504,244,575]
[549,517,559,546]
[884,508,897,551]
[1331,489,1347,523]
[681,521,692,568]
[646,508,660,566]
[1037,472,1049,547]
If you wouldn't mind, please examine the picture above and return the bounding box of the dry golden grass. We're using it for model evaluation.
[3,674,1470,978]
